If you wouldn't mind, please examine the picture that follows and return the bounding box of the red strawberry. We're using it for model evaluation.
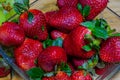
[42,77,55,80]
[45,11,57,24]
[51,30,67,40]
[14,38,43,70]
[78,0,108,20]
[44,11,57,32]
[63,26,95,59]
[19,9,48,41]
[100,37,120,63]
[55,71,71,80]
[57,0,78,8]
[0,22,25,47]
[49,7,83,33]
[71,70,92,80]
[72,58,87,68]
[0,67,10,77]
[38,46,67,72]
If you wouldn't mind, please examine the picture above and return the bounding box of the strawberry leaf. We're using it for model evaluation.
[92,27,108,40]
[84,34,101,51]
[78,55,98,70]
[77,3,83,13]
[14,0,29,9]
[13,0,29,14]
[82,45,92,52]
[27,67,44,80]
[82,5,90,17]
[28,12,34,23]
[43,38,53,48]
[109,33,120,37]
[52,38,63,47]
[81,21,95,30]
[60,62,72,76]
[22,0,30,8]
[41,25,45,31]
[13,3,28,14]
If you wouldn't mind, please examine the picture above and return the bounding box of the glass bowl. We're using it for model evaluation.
[0,0,120,80]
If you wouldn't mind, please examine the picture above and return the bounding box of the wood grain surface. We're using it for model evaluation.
[0,0,120,80]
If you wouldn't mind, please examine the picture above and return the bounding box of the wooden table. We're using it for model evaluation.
[0,0,120,80]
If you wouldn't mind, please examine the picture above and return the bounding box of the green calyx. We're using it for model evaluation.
[81,18,120,52]
[81,18,109,40]
[82,34,101,52]
[13,0,34,23]
[43,37,63,49]
[81,18,120,39]
[81,18,109,52]
[27,67,44,80]
[41,25,45,31]
[27,62,72,80]
[77,3,91,17]
[57,62,72,76]
[28,12,34,23]
[78,55,99,75]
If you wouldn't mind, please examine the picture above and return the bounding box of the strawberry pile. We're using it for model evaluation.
[0,0,120,80]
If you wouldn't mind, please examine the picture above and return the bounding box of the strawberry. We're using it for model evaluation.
[0,67,10,77]
[78,0,108,20]
[51,30,67,40]
[63,26,95,58]
[49,7,83,33]
[71,70,92,80]
[55,71,71,80]
[42,77,55,80]
[72,58,87,68]
[0,22,25,47]
[45,11,57,25]
[38,46,67,72]
[44,11,57,32]
[100,36,120,63]
[14,38,43,70]
[57,0,78,8]
[19,9,48,41]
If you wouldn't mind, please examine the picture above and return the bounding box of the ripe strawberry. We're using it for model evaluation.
[0,22,25,47]
[0,67,10,77]
[14,38,43,70]
[19,9,48,41]
[51,30,67,40]
[100,37,120,63]
[57,0,78,8]
[44,11,57,32]
[78,0,108,20]
[42,77,55,80]
[72,58,87,68]
[71,70,92,80]
[49,7,83,33]
[63,26,95,58]
[45,11,57,24]
[38,46,67,72]
[55,71,71,80]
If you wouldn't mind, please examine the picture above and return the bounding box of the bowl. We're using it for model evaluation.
[0,0,120,80]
